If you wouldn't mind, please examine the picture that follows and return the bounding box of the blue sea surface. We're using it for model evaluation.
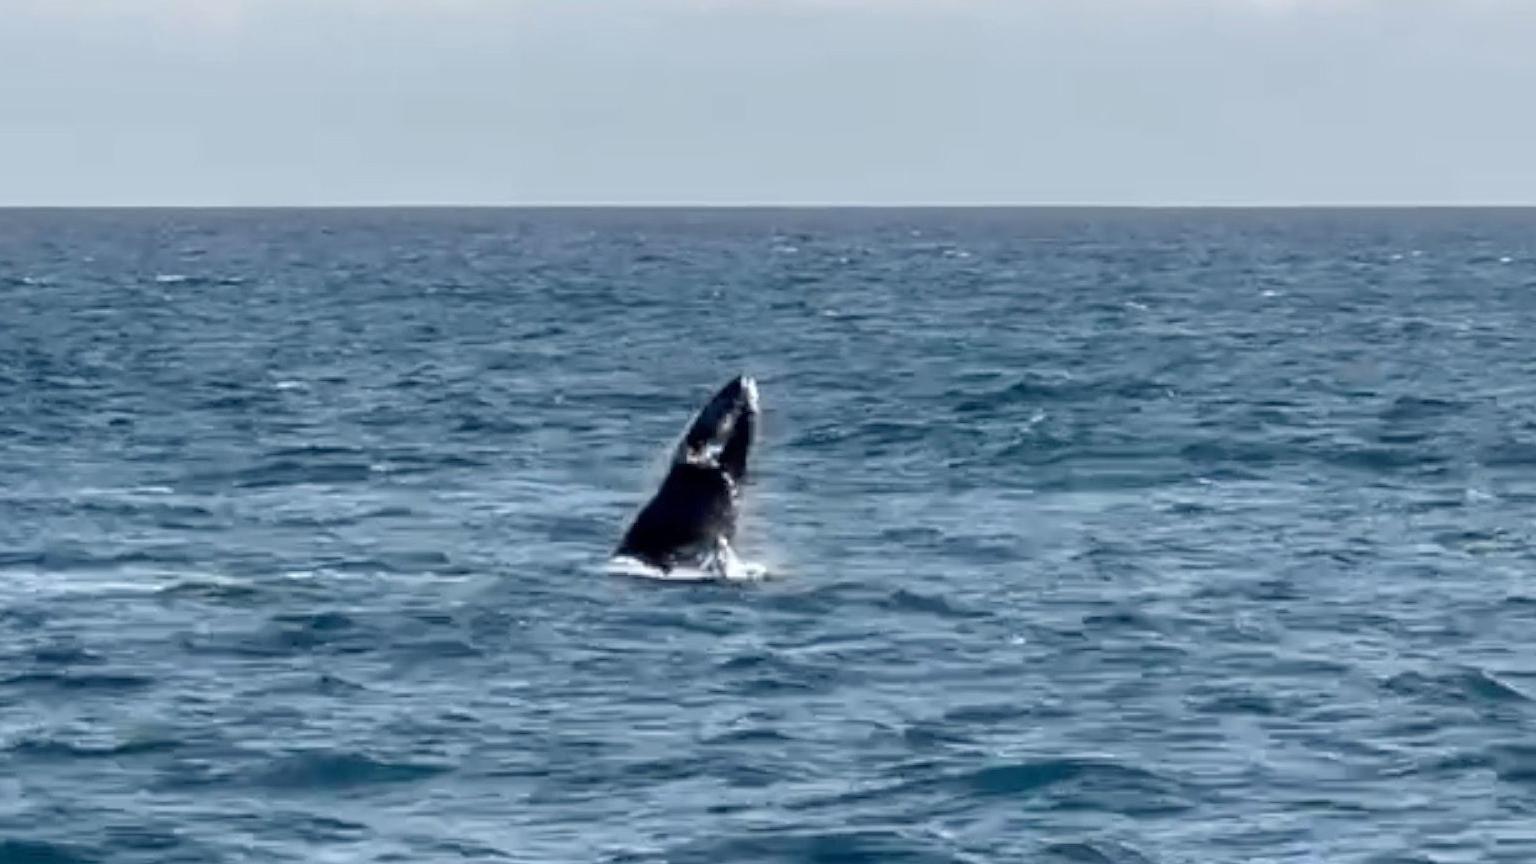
[2,208,1536,862]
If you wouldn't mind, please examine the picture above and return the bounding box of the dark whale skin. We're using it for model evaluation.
[614,376,757,572]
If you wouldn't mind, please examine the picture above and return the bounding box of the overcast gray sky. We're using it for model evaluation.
[3,0,1534,206]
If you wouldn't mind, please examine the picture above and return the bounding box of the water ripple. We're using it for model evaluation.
[4,208,1536,863]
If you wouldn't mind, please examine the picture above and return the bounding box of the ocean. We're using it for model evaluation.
[2,207,1534,862]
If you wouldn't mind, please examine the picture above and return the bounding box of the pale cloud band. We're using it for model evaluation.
[3,0,1534,204]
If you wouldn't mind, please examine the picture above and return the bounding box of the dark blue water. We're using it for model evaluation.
[3,208,1536,863]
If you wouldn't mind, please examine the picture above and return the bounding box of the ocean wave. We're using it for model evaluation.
[0,839,95,864]
[252,750,454,790]
[5,209,1536,862]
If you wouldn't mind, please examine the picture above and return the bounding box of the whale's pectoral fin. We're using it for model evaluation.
[673,375,757,466]
[707,536,737,577]
[708,536,762,582]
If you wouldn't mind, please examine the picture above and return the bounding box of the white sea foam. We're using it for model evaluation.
[603,552,769,583]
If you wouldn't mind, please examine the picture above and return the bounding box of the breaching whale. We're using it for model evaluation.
[612,375,759,578]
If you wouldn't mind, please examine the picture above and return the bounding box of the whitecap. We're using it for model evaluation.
[0,567,174,598]
[131,486,175,496]
[72,485,173,498]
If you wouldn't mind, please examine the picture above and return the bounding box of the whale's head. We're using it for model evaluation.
[677,375,758,480]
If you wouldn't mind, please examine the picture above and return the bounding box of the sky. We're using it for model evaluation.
[2,0,1535,206]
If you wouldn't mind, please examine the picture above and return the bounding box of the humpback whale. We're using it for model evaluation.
[613,375,759,577]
